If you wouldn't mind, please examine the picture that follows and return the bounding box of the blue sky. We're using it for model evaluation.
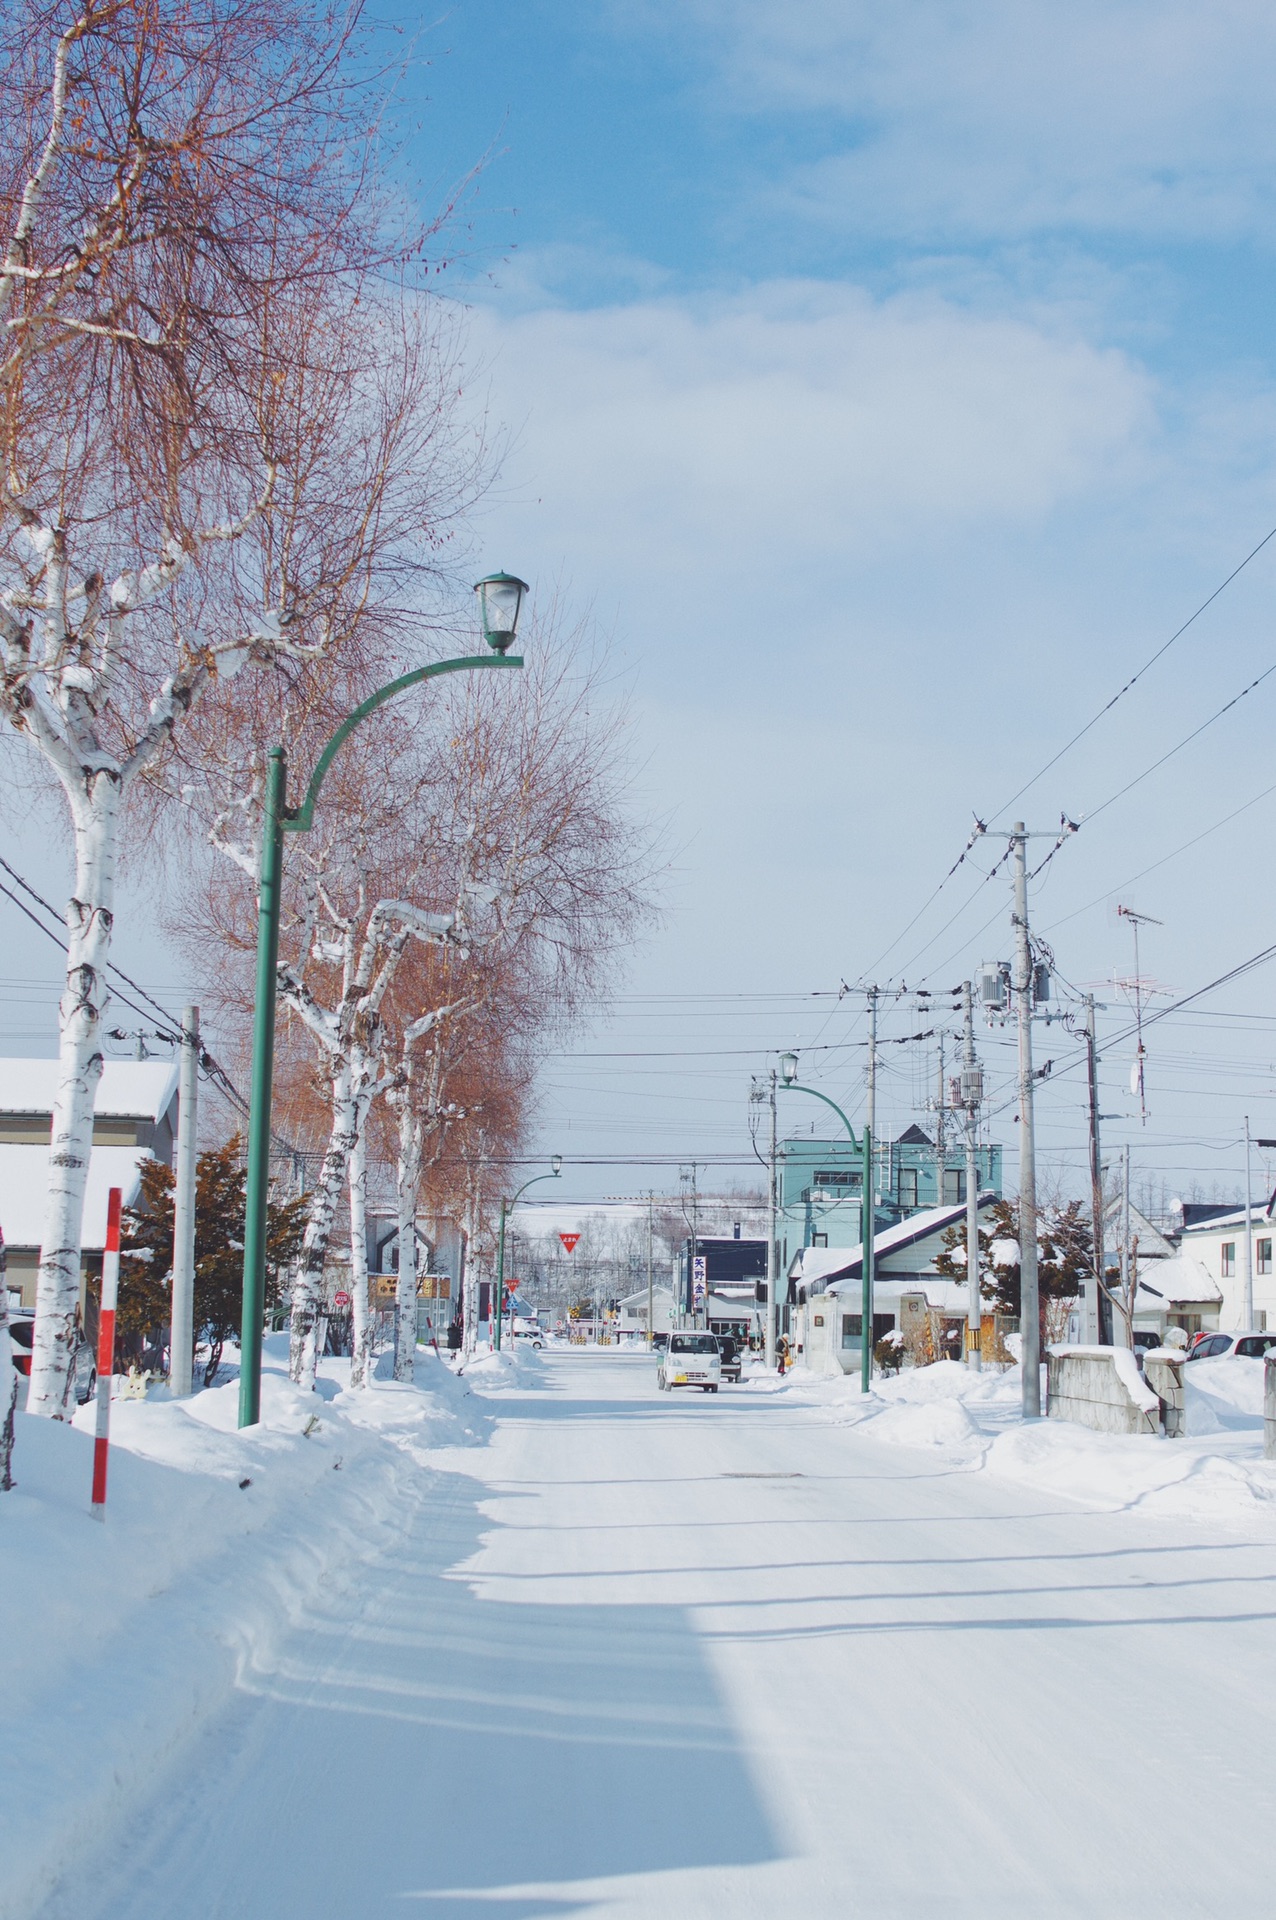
[9,0,1276,1210]
[365,0,1276,1208]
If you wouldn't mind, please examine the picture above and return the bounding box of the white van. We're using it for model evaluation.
[657,1331,721,1393]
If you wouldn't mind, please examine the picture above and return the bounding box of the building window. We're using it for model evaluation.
[1259,1239,1272,1276]
[1221,1243,1236,1277]
[813,1314,824,1327]
[898,1169,919,1206]
[811,1232,828,1248]
[841,1314,861,1347]
[943,1169,967,1204]
[814,1169,862,1190]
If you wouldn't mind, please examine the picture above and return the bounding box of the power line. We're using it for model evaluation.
[0,854,258,1122]
[852,522,1276,986]
[1042,778,1276,935]
[1081,658,1276,825]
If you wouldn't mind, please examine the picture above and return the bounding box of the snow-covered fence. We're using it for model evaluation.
[1046,1347,1162,1437]
[1264,1354,1276,1461]
[1143,1352,1185,1438]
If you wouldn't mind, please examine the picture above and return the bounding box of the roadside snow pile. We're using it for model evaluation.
[1184,1354,1266,1432]
[784,1356,1276,1530]
[0,1338,483,1920]
[868,1395,985,1455]
[462,1340,548,1389]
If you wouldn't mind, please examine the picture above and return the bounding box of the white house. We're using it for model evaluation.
[790,1197,1002,1375]
[615,1284,675,1338]
[0,1058,179,1307]
[1171,1203,1276,1332]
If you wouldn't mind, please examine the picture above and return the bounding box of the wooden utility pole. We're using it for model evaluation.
[765,1069,779,1368]
[961,982,983,1369]
[646,1191,654,1347]
[934,1034,946,1212]
[1084,995,1105,1345]
[170,1006,199,1398]
[1012,825,1041,1415]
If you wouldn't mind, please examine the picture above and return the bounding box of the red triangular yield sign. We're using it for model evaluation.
[559,1232,581,1253]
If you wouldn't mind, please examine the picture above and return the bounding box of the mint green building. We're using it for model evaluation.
[778,1124,1002,1266]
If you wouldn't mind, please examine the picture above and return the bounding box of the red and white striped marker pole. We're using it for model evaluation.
[91,1187,123,1518]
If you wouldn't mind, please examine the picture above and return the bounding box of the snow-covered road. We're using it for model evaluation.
[40,1348,1276,1918]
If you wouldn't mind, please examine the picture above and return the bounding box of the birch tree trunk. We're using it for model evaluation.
[347,1128,373,1389]
[288,1059,356,1390]
[28,773,119,1417]
[393,1102,424,1382]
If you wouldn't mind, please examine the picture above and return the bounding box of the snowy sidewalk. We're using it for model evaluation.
[21,1344,1276,1919]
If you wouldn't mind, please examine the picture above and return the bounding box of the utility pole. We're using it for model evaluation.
[867,983,874,1175]
[1083,995,1105,1345]
[765,1068,778,1369]
[170,1005,199,1398]
[961,982,982,1370]
[934,1034,946,1211]
[1116,1143,1131,1347]
[865,988,879,1393]
[646,1190,654,1348]
[1243,1116,1254,1329]
[680,1162,701,1327]
[692,1162,700,1327]
[1012,825,1041,1416]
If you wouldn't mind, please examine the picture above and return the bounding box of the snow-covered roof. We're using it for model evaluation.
[1133,1250,1221,1307]
[616,1284,675,1308]
[825,1274,970,1313]
[0,1143,153,1250]
[0,1058,178,1121]
[1179,1205,1270,1237]
[790,1194,1001,1290]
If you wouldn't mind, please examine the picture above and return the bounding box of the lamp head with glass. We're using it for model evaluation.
[474,571,529,654]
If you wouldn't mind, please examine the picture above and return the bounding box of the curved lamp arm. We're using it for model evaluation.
[779,1081,860,1149]
[508,1167,560,1210]
[284,653,523,835]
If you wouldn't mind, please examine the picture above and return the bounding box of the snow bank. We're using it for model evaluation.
[778,1356,1276,1531]
[461,1340,548,1389]
[0,1339,485,1920]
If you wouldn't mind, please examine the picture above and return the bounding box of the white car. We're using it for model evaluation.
[1186,1329,1276,1361]
[658,1332,721,1393]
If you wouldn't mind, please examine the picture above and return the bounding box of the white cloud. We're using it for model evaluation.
[638,1,1276,241]
[471,279,1154,587]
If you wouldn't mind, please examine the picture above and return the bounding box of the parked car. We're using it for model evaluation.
[7,1311,97,1405]
[657,1331,721,1393]
[1185,1330,1276,1361]
[715,1334,742,1382]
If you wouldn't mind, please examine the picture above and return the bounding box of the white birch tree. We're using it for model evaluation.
[0,0,483,1414]
[270,889,466,1391]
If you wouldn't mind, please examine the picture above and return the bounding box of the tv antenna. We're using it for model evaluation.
[1116,905,1164,1126]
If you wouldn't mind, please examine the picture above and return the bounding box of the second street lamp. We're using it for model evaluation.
[494,1156,563,1351]
[237,572,530,1428]
[777,1057,875,1394]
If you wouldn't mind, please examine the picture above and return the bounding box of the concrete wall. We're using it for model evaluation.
[1046,1348,1162,1436]
[1143,1353,1185,1438]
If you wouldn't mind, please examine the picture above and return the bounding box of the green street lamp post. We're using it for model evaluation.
[237,573,530,1428]
[494,1156,562,1350]
[779,1051,875,1393]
